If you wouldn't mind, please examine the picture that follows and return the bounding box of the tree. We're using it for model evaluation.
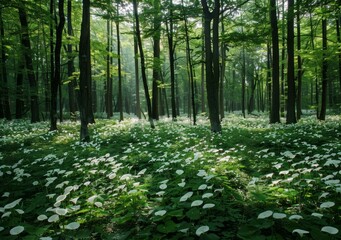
[166,0,177,121]
[0,8,11,120]
[286,0,296,124]
[116,2,123,122]
[269,0,280,123]
[133,0,154,128]
[18,2,40,123]
[296,0,302,120]
[79,0,93,141]
[152,0,161,120]
[51,0,65,131]
[318,2,328,121]
[201,0,221,132]
[67,0,77,117]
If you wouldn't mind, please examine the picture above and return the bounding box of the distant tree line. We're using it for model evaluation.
[0,0,341,139]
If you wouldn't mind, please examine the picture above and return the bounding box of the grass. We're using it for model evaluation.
[0,114,340,239]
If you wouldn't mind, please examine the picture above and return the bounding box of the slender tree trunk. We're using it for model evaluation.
[133,23,141,119]
[336,0,341,105]
[182,2,196,125]
[79,0,92,141]
[51,0,65,130]
[201,17,206,114]
[18,3,40,123]
[152,0,161,120]
[0,9,11,120]
[296,0,302,120]
[106,18,113,118]
[280,0,286,116]
[133,0,154,128]
[116,5,123,122]
[166,1,177,121]
[67,0,77,117]
[286,0,296,124]
[241,47,246,118]
[270,0,280,123]
[319,12,328,120]
[201,0,221,132]
[220,13,226,120]
[267,42,272,114]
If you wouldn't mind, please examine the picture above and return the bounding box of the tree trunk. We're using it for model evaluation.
[201,0,221,133]
[220,13,226,120]
[79,0,92,141]
[286,0,296,124]
[133,22,141,119]
[18,3,40,123]
[270,0,280,123]
[51,0,65,131]
[0,9,11,120]
[182,1,196,125]
[116,5,123,122]
[337,16,341,102]
[67,0,77,117]
[133,0,154,128]
[241,47,246,118]
[106,17,113,118]
[201,17,206,114]
[166,1,177,121]
[296,0,302,120]
[318,13,328,120]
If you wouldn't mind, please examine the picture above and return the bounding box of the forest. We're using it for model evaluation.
[0,0,341,239]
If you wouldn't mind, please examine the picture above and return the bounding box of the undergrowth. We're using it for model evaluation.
[0,114,340,239]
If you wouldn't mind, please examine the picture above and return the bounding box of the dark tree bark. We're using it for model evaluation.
[51,0,65,131]
[67,0,77,117]
[133,0,154,128]
[152,0,161,120]
[18,3,40,123]
[286,0,296,124]
[296,0,302,120]
[220,13,226,120]
[116,4,123,122]
[182,0,196,125]
[166,1,177,121]
[79,0,92,141]
[0,9,11,120]
[106,17,113,118]
[318,11,328,120]
[133,23,141,119]
[201,0,221,133]
[241,47,246,118]
[270,0,280,123]
[336,1,341,103]
[201,17,206,114]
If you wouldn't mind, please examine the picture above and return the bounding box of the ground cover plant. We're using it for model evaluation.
[0,115,340,239]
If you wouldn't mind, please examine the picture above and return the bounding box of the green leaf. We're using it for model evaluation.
[186,208,201,220]
[168,209,184,218]
[156,220,177,233]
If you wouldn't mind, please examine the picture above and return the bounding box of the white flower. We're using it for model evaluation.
[258,210,273,219]
[203,203,215,209]
[321,226,339,235]
[196,225,209,236]
[180,192,193,202]
[10,226,24,235]
[155,210,167,216]
[191,200,203,207]
[65,222,80,230]
[292,229,309,237]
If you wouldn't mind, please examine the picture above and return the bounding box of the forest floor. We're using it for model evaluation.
[0,114,340,240]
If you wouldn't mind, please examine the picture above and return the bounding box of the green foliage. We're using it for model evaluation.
[0,115,340,239]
